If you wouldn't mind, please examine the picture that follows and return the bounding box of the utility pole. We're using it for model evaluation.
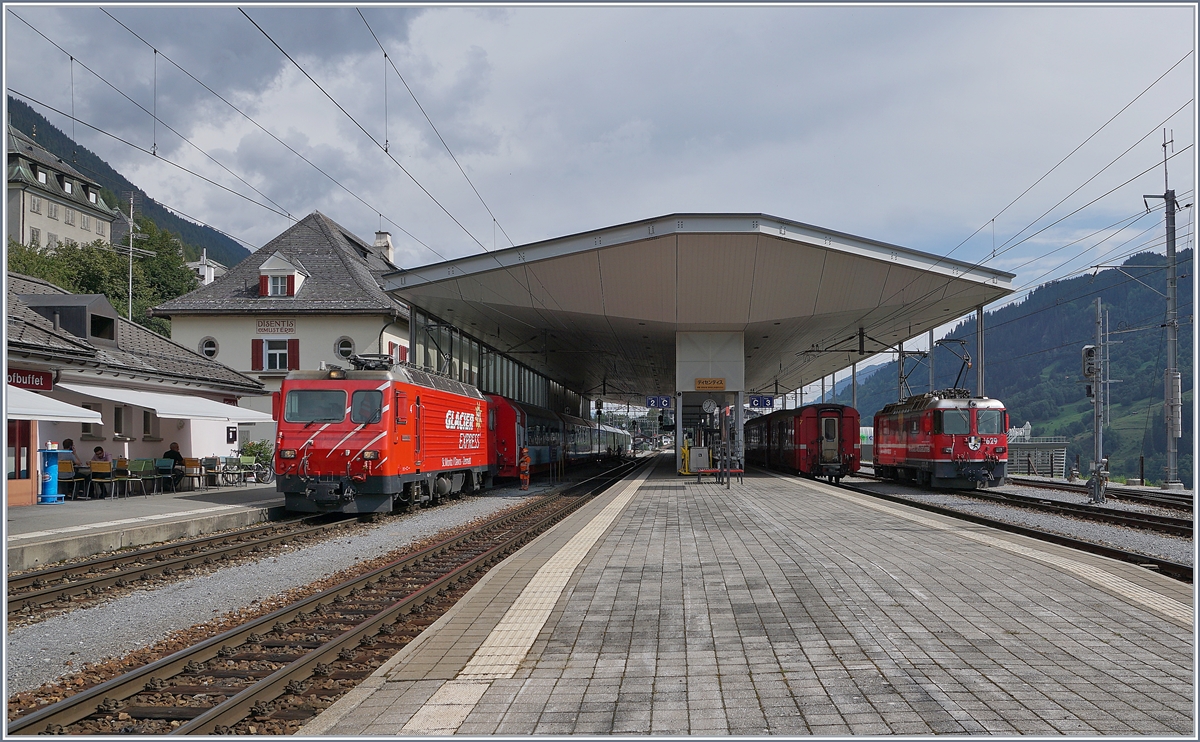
[127,193,136,321]
[928,329,935,393]
[1143,129,1183,489]
[896,340,904,401]
[1086,298,1106,504]
[976,305,985,397]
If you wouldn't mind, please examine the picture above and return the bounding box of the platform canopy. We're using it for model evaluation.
[382,213,1014,401]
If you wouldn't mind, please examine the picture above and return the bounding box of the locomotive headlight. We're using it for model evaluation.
[362,450,380,460]
[328,369,346,379]
[279,449,297,459]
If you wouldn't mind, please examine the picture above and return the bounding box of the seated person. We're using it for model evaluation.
[163,442,186,487]
[90,446,112,498]
[61,438,85,468]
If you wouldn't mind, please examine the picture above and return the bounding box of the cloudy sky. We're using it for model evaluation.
[5,2,1195,377]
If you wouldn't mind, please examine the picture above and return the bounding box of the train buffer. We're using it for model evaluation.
[696,467,743,484]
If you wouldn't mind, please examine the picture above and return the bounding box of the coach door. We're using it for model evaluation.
[413,397,423,469]
[820,415,840,464]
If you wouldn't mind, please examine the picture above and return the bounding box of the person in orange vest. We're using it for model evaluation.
[518,447,531,491]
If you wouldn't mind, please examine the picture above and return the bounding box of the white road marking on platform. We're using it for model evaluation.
[457,466,652,680]
[814,482,1193,628]
[399,680,491,735]
[390,466,652,735]
[6,499,281,542]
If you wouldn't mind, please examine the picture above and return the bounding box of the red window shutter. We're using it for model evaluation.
[259,275,269,296]
[398,345,407,362]
[287,338,300,370]
[286,274,295,296]
[251,339,263,371]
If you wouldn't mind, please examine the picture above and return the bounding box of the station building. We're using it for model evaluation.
[7,124,117,249]
[381,213,1015,470]
[152,211,411,444]
[6,273,270,506]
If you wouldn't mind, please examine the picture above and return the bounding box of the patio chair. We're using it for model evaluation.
[155,458,177,494]
[200,457,222,487]
[129,458,157,495]
[182,458,206,491]
[57,459,87,501]
[89,461,114,499]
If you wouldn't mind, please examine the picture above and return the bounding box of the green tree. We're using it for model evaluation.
[8,219,198,337]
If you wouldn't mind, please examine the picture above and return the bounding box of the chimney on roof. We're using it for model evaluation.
[375,231,394,266]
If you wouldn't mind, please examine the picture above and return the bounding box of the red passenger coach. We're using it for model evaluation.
[274,359,489,514]
[744,404,860,482]
[873,389,1008,488]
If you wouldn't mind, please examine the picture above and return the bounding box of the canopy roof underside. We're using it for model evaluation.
[384,214,1014,401]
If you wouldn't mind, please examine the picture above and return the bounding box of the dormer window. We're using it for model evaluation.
[37,169,47,184]
[62,179,73,195]
[257,251,307,297]
[88,190,97,204]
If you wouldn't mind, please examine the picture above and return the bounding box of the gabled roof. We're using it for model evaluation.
[8,273,265,395]
[152,211,409,318]
[7,125,117,217]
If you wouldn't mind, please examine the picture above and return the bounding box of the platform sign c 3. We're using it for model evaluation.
[694,378,726,391]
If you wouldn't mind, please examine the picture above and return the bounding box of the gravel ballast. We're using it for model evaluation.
[5,490,537,695]
[848,476,1194,566]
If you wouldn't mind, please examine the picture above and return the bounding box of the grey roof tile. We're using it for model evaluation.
[153,211,408,318]
[7,273,264,394]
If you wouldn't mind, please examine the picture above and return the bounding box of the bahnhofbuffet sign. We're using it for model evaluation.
[8,368,54,390]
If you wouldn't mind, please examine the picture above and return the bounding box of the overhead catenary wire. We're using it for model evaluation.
[96,8,437,260]
[357,8,517,249]
[8,9,293,222]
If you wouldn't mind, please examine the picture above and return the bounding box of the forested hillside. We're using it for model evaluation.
[829,250,1194,487]
[8,96,251,268]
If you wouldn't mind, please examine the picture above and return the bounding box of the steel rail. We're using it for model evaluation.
[834,481,1192,582]
[1007,476,1194,511]
[946,488,1193,537]
[7,458,647,735]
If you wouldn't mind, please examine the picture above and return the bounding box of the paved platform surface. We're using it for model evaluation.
[5,482,282,571]
[306,454,1194,736]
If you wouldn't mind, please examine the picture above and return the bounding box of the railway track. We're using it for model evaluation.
[952,488,1193,537]
[1006,475,1195,511]
[836,481,1193,583]
[8,458,647,736]
[7,516,358,622]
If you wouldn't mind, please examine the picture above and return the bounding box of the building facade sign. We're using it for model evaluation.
[694,377,726,391]
[256,318,296,335]
[8,368,54,390]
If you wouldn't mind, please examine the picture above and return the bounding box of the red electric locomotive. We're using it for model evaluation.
[274,357,489,514]
[743,403,861,482]
[872,388,1008,488]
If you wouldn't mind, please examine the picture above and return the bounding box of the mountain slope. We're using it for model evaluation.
[828,250,1193,486]
[8,95,251,267]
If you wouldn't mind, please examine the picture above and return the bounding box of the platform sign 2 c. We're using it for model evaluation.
[748,395,775,409]
[646,395,672,409]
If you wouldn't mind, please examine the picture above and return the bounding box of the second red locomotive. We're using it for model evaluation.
[743,403,861,482]
[873,388,1008,488]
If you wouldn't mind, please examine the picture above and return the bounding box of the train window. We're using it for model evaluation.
[284,390,346,423]
[488,407,496,431]
[941,408,970,435]
[977,409,1004,435]
[823,418,838,442]
[351,390,382,424]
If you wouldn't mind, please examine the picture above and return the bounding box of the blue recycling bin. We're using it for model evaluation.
[38,449,65,504]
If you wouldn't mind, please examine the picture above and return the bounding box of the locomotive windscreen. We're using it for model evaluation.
[978,409,1005,434]
[350,390,382,425]
[285,390,346,423]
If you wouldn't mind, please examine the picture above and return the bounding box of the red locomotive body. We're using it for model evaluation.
[873,389,1008,488]
[744,403,861,482]
[274,365,489,513]
[486,395,632,479]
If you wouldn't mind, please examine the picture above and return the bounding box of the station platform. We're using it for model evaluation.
[305,453,1193,736]
[5,482,282,571]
